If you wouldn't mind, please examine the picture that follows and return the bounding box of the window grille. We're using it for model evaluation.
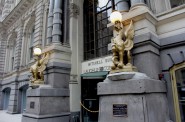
[84,0,115,60]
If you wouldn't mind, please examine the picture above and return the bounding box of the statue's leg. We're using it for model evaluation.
[111,52,117,70]
[41,72,44,81]
[118,51,124,68]
[127,50,132,66]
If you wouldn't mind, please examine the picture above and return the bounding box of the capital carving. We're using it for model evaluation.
[69,3,80,18]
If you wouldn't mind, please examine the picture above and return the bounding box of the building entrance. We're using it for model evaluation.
[175,67,185,122]
[3,88,11,110]
[170,63,185,122]
[81,78,103,122]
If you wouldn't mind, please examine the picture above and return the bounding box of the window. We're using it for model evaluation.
[84,0,130,60]
[5,33,17,72]
[84,0,113,60]
[170,62,185,122]
[10,45,15,70]
[29,27,34,60]
[170,0,185,8]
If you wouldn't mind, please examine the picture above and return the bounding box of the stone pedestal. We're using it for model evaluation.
[22,85,70,122]
[98,72,171,122]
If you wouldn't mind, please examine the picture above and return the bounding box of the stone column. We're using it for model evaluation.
[130,0,145,6]
[52,0,63,44]
[115,0,129,11]
[46,0,54,45]
[34,0,44,47]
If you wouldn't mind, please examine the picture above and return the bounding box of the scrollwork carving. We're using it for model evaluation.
[69,3,80,18]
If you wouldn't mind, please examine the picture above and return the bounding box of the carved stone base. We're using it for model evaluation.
[30,80,44,88]
[22,85,70,122]
[110,65,137,74]
[98,72,171,122]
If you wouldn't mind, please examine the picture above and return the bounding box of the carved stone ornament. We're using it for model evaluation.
[69,3,80,18]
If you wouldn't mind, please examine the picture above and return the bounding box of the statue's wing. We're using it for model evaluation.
[124,20,134,51]
[38,53,50,72]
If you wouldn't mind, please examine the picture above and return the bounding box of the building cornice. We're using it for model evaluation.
[2,0,35,28]
[157,4,185,25]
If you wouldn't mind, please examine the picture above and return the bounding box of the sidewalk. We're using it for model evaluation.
[0,110,22,122]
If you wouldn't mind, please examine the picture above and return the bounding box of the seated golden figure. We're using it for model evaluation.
[110,20,136,73]
[30,52,50,85]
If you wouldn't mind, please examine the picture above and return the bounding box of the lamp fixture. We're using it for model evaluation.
[110,11,122,24]
[33,47,42,55]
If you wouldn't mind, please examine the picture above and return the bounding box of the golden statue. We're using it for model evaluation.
[110,20,137,73]
[30,52,50,85]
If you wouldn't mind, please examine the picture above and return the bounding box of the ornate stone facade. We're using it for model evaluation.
[0,0,185,122]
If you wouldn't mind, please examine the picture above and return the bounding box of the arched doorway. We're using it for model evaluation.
[19,84,28,113]
[3,87,11,110]
[170,62,185,122]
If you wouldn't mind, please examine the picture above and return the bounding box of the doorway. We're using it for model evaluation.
[19,84,28,113]
[170,62,185,122]
[81,78,103,122]
[3,87,11,110]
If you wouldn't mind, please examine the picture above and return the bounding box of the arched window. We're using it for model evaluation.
[170,62,185,122]
[10,43,15,70]
[29,26,35,60]
[4,32,17,72]
[21,15,35,66]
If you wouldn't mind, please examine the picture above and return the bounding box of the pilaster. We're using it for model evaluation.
[34,0,44,47]
[0,31,7,78]
[14,23,23,70]
[69,1,82,121]
[7,82,18,114]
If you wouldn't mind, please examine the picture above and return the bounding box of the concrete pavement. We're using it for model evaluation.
[0,110,22,122]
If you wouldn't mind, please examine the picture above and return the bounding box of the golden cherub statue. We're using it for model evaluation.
[30,52,50,85]
[110,20,137,73]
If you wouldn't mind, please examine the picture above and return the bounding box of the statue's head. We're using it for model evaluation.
[114,21,122,32]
